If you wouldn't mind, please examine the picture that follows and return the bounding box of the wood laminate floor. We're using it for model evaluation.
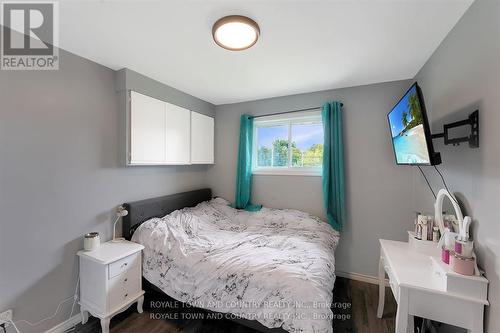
[74,277,396,333]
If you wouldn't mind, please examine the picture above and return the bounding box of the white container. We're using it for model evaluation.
[461,240,474,258]
[84,232,100,251]
[408,231,438,254]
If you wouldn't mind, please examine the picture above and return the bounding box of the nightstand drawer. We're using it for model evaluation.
[108,252,140,279]
[108,265,141,311]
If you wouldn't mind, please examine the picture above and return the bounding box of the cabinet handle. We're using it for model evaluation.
[124,278,128,282]
[122,262,128,268]
[124,293,128,298]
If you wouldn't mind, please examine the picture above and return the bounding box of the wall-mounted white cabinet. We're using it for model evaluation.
[130,91,167,164]
[191,112,214,164]
[165,103,191,164]
[127,91,214,165]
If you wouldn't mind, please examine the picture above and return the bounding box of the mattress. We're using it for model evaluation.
[132,198,340,333]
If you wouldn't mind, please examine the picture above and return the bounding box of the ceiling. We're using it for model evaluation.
[57,0,473,105]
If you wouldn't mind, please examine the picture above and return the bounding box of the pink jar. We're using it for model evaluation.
[452,253,475,276]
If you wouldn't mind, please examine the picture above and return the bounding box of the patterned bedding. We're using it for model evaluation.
[132,198,340,333]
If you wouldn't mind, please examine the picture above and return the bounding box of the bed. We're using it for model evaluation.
[123,188,340,333]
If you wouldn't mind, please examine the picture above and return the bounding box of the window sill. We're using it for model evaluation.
[252,169,322,177]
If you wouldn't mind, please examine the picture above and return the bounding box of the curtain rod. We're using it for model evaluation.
[250,106,321,119]
[250,103,343,119]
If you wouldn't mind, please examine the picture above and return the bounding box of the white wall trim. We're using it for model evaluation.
[337,270,389,287]
[44,314,81,333]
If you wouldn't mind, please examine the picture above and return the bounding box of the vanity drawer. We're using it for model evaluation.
[108,265,141,311]
[108,252,140,279]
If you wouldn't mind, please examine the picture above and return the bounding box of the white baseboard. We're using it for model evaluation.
[336,271,389,287]
[44,314,81,333]
[42,272,384,332]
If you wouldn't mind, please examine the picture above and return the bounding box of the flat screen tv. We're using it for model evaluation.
[388,83,441,165]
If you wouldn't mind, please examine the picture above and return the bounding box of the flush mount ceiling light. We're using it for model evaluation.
[212,15,260,51]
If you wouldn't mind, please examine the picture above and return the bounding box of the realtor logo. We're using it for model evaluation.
[1,1,59,70]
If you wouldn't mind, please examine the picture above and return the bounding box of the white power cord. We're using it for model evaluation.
[6,320,20,333]
[13,275,80,332]
[62,277,80,333]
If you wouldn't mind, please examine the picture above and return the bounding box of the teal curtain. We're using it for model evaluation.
[322,102,346,231]
[234,115,262,211]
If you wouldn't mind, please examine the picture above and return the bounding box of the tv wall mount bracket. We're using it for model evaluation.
[431,110,479,148]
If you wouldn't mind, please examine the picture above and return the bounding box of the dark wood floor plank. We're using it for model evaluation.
[350,280,370,333]
[75,277,396,333]
[364,282,390,333]
[332,276,353,333]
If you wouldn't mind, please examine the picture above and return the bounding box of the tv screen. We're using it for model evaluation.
[388,83,439,165]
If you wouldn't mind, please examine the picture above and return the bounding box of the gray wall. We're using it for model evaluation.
[115,68,214,118]
[207,80,415,277]
[412,0,500,331]
[0,50,214,332]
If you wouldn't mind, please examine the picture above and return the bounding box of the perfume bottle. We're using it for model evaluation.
[416,224,422,240]
[432,227,440,242]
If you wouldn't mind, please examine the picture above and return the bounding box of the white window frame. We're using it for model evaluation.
[252,110,323,176]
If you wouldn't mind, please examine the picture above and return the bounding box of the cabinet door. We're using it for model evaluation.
[191,112,214,164]
[165,103,190,164]
[130,91,166,164]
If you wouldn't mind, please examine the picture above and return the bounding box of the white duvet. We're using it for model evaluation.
[132,198,340,333]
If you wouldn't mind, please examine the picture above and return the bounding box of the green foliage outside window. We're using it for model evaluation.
[257,139,323,168]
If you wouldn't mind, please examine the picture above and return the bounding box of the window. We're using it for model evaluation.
[252,110,324,176]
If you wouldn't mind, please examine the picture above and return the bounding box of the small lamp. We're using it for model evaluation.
[112,206,128,242]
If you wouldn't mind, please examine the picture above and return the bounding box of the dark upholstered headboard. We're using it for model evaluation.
[122,188,212,240]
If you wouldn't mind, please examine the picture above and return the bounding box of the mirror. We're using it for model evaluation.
[434,189,463,235]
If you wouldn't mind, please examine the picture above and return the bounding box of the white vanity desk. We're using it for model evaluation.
[377,235,488,333]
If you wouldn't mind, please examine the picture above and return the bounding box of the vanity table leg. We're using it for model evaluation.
[395,288,409,333]
[377,256,385,318]
[137,295,144,314]
[100,317,110,333]
[407,314,414,333]
[80,309,89,324]
[467,305,484,333]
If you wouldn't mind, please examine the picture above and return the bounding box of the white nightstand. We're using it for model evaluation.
[77,240,145,333]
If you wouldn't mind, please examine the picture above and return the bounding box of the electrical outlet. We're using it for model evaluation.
[0,309,13,325]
